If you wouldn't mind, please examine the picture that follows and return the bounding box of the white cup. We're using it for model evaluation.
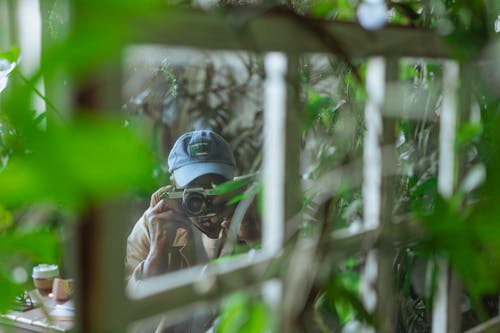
[32,264,59,296]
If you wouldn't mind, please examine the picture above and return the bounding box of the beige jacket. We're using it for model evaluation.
[125,187,222,333]
[125,213,224,288]
[125,184,261,287]
[124,185,260,332]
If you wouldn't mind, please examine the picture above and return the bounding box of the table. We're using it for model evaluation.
[0,291,74,332]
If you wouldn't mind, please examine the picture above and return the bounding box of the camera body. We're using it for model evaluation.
[159,187,218,218]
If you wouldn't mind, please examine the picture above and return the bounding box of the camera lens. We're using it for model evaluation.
[183,193,207,216]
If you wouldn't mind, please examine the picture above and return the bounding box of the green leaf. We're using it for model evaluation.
[0,230,60,264]
[0,205,13,231]
[216,293,251,333]
[240,300,270,333]
[422,195,500,296]
[226,192,246,205]
[310,2,338,19]
[304,91,335,130]
[333,271,361,325]
[410,178,438,216]
[0,117,155,209]
[209,174,258,196]
[399,63,419,81]
[0,269,24,313]
[456,122,482,149]
[325,272,373,326]
[0,46,21,64]
[216,292,271,333]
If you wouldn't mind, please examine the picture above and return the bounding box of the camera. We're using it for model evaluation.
[159,187,218,218]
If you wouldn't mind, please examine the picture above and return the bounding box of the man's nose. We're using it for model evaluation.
[209,215,219,224]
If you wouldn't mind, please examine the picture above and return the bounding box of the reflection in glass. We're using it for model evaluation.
[121,45,263,286]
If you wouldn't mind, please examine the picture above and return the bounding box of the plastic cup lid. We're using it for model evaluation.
[32,264,59,279]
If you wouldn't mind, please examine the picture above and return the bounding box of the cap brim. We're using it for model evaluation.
[172,162,234,188]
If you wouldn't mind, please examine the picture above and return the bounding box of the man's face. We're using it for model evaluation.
[183,174,235,239]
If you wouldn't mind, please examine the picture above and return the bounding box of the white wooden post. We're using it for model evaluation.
[432,60,459,333]
[16,0,46,122]
[262,52,287,255]
[261,52,287,325]
[360,57,386,332]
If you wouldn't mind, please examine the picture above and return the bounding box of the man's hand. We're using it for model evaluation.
[142,194,189,278]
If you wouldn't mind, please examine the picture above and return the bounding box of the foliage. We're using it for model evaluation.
[0,0,160,314]
[0,118,154,208]
[291,3,500,330]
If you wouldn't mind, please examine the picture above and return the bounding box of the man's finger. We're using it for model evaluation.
[150,185,174,207]
[150,198,175,214]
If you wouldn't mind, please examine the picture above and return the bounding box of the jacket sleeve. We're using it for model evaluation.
[125,214,151,289]
[125,185,173,288]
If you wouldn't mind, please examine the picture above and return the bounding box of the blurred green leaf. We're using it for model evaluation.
[226,192,246,205]
[0,269,24,313]
[0,229,59,264]
[336,270,358,320]
[305,91,335,131]
[242,300,270,333]
[399,63,419,81]
[334,0,357,20]
[310,2,338,19]
[456,122,482,149]
[0,205,13,231]
[325,270,373,327]
[388,2,421,25]
[410,178,438,216]
[216,293,250,333]
[422,194,500,296]
[210,173,257,196]
[0,46,21,64]
[0,117,154,209]
[341,258,361,270]
[216,292,271,333]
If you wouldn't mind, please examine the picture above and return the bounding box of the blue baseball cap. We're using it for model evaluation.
[168,130,236,188]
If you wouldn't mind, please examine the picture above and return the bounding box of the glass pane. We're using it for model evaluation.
[121,45,264,298]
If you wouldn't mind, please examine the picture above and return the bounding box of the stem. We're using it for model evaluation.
[15,71,65,121]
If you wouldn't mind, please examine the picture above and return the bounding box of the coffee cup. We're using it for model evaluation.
[52,278,74,303]
[32,264,59,296]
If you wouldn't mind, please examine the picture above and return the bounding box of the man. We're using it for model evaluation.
[125,129,259,332]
